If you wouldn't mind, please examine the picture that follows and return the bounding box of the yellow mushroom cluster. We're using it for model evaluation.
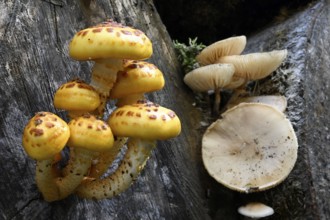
[22,20,181,202]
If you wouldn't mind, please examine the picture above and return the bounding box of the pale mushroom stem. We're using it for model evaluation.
[67,110,93,119]
[90,59,123,115]
[55,148,97,200]
[115,93,144,107]
[76,138,156,199]
[88,137,128,178]
[35,159,60,202]
[213,87,222,115]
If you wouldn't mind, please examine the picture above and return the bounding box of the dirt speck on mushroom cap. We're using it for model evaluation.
[202,103,298,192]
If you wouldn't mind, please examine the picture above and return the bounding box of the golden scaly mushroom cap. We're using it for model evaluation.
[196,36,246,66]
[110,60,165,99]
[67,114,114,152]
[53,79,100,112]
[108,100,181,140]
[69,20,153,61]
[22,112,70,160]
[202,103,298,193]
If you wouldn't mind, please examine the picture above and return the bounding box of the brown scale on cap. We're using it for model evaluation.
[67,114,114,152]
[53,79,101,115]
[69,20,152,61]
[22,112,70,160]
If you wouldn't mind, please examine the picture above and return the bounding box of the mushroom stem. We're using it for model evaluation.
[76,138,156,199]
[55,148,97,200]
[115,93,144,107]
[213,87,221,116]
[35,159,60,202]
[90,59,123,114]
[88,137,128,178]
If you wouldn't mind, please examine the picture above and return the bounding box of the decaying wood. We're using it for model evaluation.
[0,0,329,219]
[204,1,329,219]
[0,1,208,219]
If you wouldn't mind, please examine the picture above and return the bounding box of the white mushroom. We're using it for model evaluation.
[238,202,274,219]
[202,103,298,192]
[196,36,247,66]
[183,63,235,114]
[216,49,288,81]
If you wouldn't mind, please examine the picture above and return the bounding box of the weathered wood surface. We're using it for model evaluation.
[0,0,329,219]
[202,1,330,219]
[0,0,208,219]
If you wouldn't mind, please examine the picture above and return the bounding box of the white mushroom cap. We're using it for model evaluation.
[202,103,298,192]
[227,95,287,112]
[216,49,288,80]
[183,63,235,92]
[238,202,274,218]
[196,36,247,66]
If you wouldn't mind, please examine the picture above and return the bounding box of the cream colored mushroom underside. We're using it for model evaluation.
[216,50,287,80]
[196,36,246,66]
[183,64,235,92]
[202,103,298,192]
[227,95,287,112]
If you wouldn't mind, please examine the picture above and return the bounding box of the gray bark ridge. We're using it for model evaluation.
[0,0,208,220]
[241,1,330,219]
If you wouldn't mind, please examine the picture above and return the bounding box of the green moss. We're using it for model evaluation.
[173,37,206,73]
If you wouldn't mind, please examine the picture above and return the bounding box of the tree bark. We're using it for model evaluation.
[1,0,329,219]
[0,0,208,219]
[205,1,330,219]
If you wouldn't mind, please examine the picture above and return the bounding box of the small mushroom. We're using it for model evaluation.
[76,100,181,199]
[110,60,165,106]
[69,20,153,114]
[53,79,101,118]
[55,114,115,199]
[216,49,288,81]
[196,36,247,66]
[22,112,70,201]
[183,63,235,115]
[238,202,274,219]
[202,103,298,192]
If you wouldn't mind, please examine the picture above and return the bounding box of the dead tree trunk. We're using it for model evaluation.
[0,0,209,219]
[1,0,329,219]
[205,1,330,219]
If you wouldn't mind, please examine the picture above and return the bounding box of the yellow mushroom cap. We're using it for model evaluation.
[69,20,153,61]
[22,112,70,160]
[110,60,165,99]
[108,100,181,140]
[67,115,114,152]
[53,79,101,111]
[196,36,246,66]
[217,49,288,80]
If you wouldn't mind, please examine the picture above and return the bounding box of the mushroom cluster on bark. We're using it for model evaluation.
[183,35,288,115]
[182,36,298,217]
[21,20,181,202]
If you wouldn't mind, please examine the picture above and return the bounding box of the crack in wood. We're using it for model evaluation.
[41,0,64,7]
